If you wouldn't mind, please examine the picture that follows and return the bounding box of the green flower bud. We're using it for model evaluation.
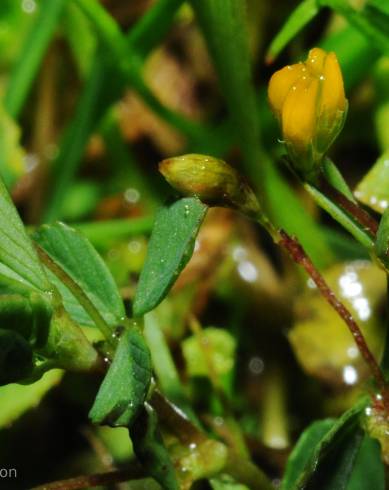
[159,154,260,218]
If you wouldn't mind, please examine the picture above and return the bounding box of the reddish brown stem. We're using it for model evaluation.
[31,465,145,490]
[318,178,379,237]
[279,229,389,413]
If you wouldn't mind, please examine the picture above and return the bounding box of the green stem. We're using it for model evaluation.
[261,364,290,450]
[226,452,274,490]
[144,312,197,422]
[150,390,273,488]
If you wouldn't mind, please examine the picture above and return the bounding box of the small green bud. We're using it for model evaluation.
[159,154,260,218]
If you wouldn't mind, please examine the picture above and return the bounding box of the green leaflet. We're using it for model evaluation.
[281,419,335,490]
[89,327,152,427]
[345,436,385,490]
[0,369,63,428]
[130,404,179,490]
[0,177,49,292]
[289,398,368,490]
[305,429,363,490]
[355,151,389,214]
[33,222,125,328]
[133,198,207,317]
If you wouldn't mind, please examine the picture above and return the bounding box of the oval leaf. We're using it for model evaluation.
[133,197,207,317]
[34,222,125,327]
[281,419,335,490]
[89,327,152,427]
[0,178,49,292]
[283,398,368,490]
[346,435,385,490]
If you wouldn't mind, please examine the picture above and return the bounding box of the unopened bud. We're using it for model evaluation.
[159,154,260,218]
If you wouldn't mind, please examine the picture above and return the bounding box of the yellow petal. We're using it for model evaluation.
[268,63,306,117]
[320,51,346,116]
[282,77,320,149]
[306,47,327,77]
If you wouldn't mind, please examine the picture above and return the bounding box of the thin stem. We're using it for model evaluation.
[278,229,389,413]
[261,364,290,450]
[150,390,206,445]
[150,390,273,489]
[144,312,197,423]
[318,177,378,237]
[30,465,145,490]
[226,453,274,490]
[35,244,115,349]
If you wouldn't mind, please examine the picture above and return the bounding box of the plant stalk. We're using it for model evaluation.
[278,229,389,413]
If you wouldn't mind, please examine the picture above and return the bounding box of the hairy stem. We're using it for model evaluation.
[30,465,145,490]
[278,229,389,413]
[318,178,378,237]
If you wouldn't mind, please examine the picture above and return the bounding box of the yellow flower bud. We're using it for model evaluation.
[159,154,260,218]
[268,47,347,180]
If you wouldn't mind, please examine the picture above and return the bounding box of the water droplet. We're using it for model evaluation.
[113,325,125,339]
[124,188,140,204]
[22,0,36,14]
[249,356,264,375]
[128,240,141,254]
[342,365,358,385]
